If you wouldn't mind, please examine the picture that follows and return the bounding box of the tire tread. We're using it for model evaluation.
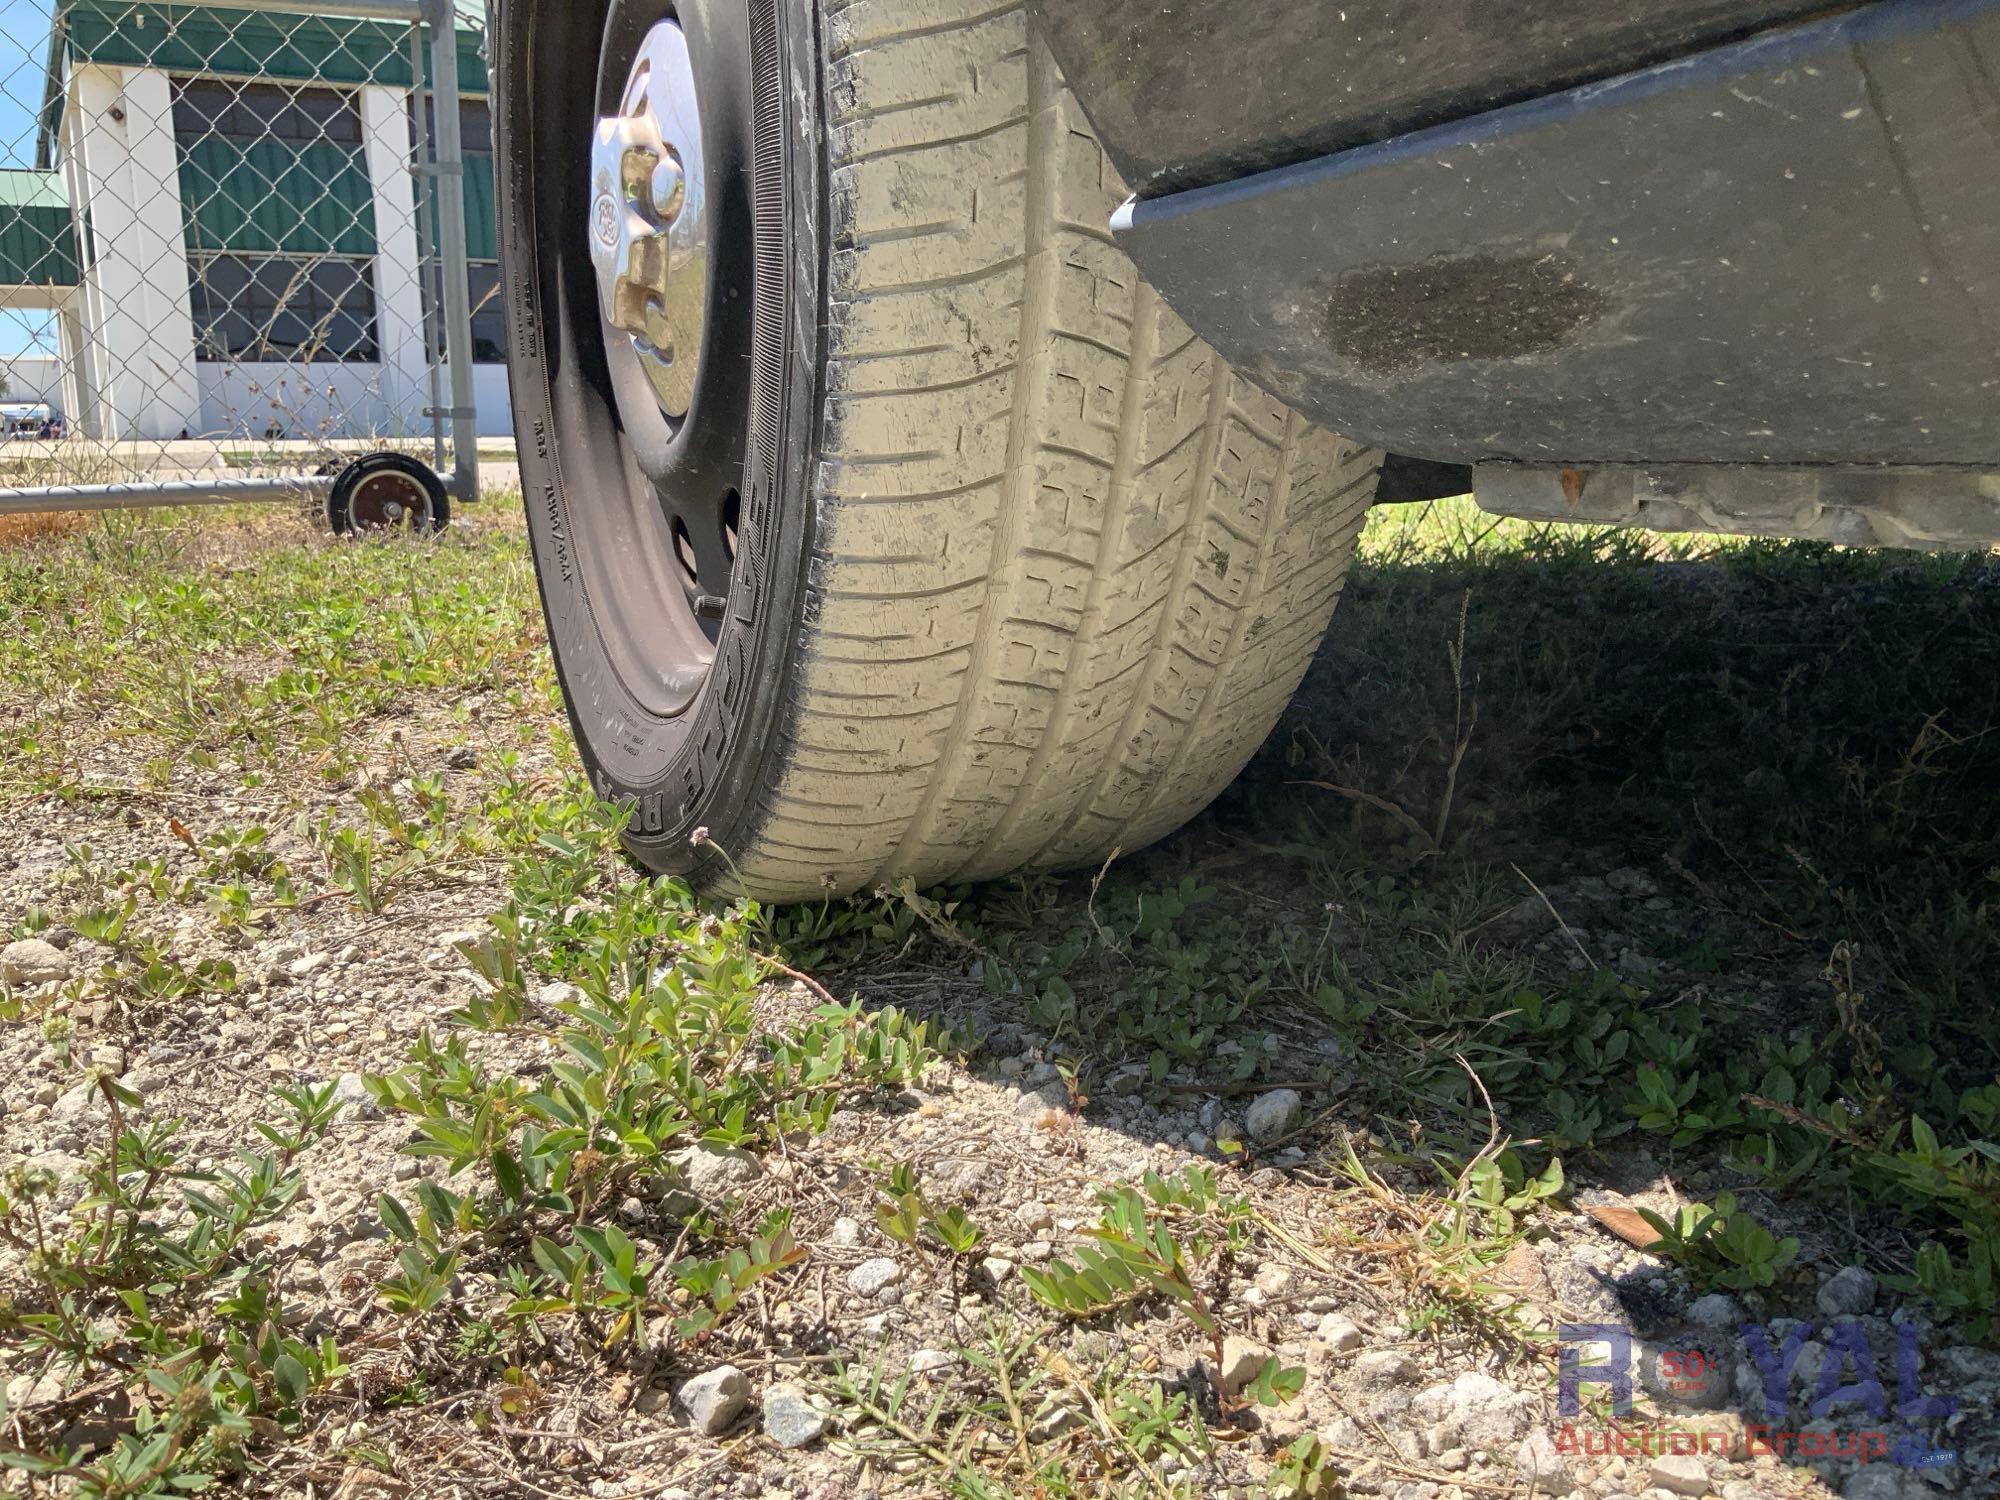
[733,0,1377,897]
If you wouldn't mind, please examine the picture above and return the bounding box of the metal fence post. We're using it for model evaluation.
[410,20,449,480]
[423,0,480,507]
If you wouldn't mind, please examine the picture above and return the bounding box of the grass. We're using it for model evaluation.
[0,497,1995,1496]
[0,506,554,805]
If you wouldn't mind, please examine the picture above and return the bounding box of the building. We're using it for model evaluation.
[0,0,507,444]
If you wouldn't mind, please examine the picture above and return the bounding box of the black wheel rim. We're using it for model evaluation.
[559,0,756,719]
[348,469,432,530]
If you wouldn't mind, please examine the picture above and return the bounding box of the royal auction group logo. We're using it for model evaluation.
[1557,1322,1957,1468]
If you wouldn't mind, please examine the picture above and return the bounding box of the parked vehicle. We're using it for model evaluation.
[496,0,2000,896]
[0,403,58,439]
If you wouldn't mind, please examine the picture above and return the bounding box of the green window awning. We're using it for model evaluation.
[0,171,80,288]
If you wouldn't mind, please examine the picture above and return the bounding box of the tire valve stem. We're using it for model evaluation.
[693,593,729,620]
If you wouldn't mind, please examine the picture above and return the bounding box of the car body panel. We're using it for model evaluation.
[1102,0,2000,467]
[1030,0,1844,199]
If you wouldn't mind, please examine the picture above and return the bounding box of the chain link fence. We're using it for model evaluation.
[0,0,486,522]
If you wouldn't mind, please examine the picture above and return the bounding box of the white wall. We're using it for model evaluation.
[2,356,67,411]
[361,85,432,434]
[196,359,512,441]
[472,362,512,437]
[62,64,202,441]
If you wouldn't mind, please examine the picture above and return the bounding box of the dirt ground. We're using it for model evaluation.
[1,502,1995,1500]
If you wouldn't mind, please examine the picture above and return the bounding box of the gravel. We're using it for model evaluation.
[0,577,1971,1500]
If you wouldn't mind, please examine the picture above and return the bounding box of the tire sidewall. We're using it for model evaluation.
[497,0,824,879]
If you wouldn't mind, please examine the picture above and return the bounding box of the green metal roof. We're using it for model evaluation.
[58,2,489,91]
[39,2,489,167]
[0,170,80,287]
[29,2,498,263]
[0,171,69,210]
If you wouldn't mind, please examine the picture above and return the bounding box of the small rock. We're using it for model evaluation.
[1014,1082,1068,1121]
[761,1384,826,1449]
[1410,1370,1536,1448]
[1315,1313,1364,1352]
[1816,1265,1877,1318]
[678,1364,749,1436]
[1684,1294,1742,1329]
[1014,1201,1055,1233]
[1351,1349,1419,1389]
[1244,1088,1304,1144]
[1029,1398,1085,1441]
[4,1373,64,1409]
[670,1143,762,1200]
[847,1257,903,1298]
[1606,867,1660,896]
[288,951,331,979]
[0,938,70,987]
[1515,1429,1574,1495]
[981,1256,1015,1282]
[632,1384,671,1415]
[909,1349,956,1377]
[1641,1336,1733,1410]
[1255,1264,1295,1298]
[48,1085,98,1127]
[1840,1468,1931,1500]
[1647,1454,1710,1496]
[333,1073,380,1120]
[445,746,478,771]
[1489,895,1556,941]
[1218,1336,1273,1400]
[1686,1412,1748,1461]
[828,1216,862,1247]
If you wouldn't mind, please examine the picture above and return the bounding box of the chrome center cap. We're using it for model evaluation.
[591,19,706,421]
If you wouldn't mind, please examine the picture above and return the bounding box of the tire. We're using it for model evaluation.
[324,452,449,536]
[498,0,1380,900]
